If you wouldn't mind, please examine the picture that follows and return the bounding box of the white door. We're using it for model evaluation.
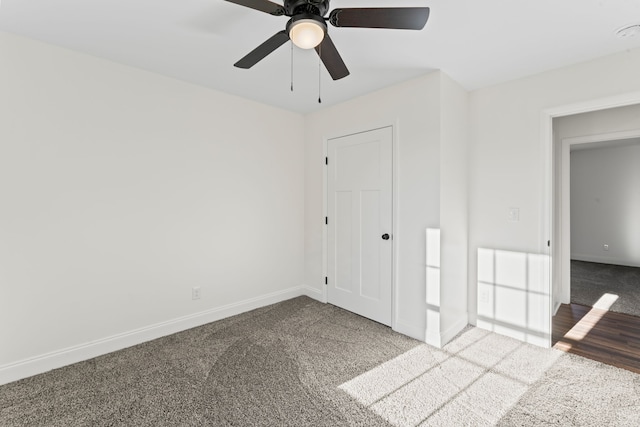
[327,127,393,325]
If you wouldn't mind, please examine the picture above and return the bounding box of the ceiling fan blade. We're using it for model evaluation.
[329,7,430,30]
[315,34,350,80]
[234,31,290,69]
[224,0,285,16]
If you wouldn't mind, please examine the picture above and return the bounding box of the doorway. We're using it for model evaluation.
[567,135,640,313]
[553,120,640,314]
[547,101,640,372]
[326,126,393,325]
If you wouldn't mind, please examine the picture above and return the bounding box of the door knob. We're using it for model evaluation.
[382,234,390,240]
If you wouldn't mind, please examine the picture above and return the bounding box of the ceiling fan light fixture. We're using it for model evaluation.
[288,16,326,49]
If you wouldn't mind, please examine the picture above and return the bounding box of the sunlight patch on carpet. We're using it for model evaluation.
[592,293,619,310]
[339,327,563,426]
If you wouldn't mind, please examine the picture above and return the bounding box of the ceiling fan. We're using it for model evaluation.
[225,0,430,80]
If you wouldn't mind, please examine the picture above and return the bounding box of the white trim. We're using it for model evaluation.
[540,108,555,349]
[391,120,401,334]
[543,91,640,118]
[553,301,561,316]
[322,122,399,331]
[0,286,307,386]
[560,138,571,304]
[322,133,329,304]
[301,285,324,301]
[426,316,469,349]
[563,129,640,146]
[394,319,424,342]
[540,109,553,256]
[542,90,640,349]
[440,316,469,347]
[425,331,441,348]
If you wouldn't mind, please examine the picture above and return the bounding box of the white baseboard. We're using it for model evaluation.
[300,285,323,302]
[426,315,469,349]
[0,286,307,386]
[394,318,425,342]
[553,300,561,316]
[440,317,469,347]
[571,254,640,268]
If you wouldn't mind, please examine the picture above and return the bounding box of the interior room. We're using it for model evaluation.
[2,0,640,425]
[550,105,640,372]
[570,139,640,315]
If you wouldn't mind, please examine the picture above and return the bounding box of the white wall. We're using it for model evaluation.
[477,248,549,345]
[468,47,640,345]
[304,72,469,343]
[0,32,305,383]
[570,142,640,266]
[431,74,469,346]
[304,73,443,340]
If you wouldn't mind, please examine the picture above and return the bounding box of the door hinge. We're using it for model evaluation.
[325,216,328,225]
[325,157,328,165]
[325,276,328,285]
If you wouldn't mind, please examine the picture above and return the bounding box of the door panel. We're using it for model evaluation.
[327,127,393,325]
[335,191,353,293]
[361,190,381,300]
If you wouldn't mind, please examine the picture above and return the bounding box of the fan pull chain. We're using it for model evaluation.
[290,42,294,92]
[318,43,322,104]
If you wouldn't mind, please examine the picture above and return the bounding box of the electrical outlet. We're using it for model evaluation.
[192,287,201,300]
[603,244,609,251]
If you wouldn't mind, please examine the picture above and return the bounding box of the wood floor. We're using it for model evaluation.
[553,303,640,374]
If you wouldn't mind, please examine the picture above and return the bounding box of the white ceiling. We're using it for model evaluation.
[1,0,640,113]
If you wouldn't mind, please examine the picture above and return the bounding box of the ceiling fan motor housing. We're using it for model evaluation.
[284,0,330,17]
[286,13,328,37]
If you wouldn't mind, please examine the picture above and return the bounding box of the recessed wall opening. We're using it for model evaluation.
[548,102,640,372]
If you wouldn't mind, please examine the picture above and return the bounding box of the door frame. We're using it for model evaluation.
[541,90,640,346]
[322,122,399,330]
[558,129,640,311]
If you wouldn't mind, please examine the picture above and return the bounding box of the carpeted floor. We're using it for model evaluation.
[1,296,639,426]
[571,260,640,317]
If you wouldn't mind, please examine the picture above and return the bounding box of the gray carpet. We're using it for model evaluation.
[1,296,639,426]
[571,260,640,317]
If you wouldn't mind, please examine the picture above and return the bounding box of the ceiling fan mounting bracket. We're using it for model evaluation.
[283,0,330,17]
